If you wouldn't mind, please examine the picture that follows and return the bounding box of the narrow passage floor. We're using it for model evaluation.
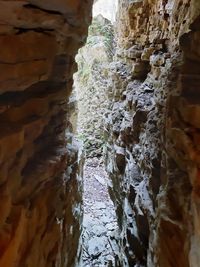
[81,158,120,267]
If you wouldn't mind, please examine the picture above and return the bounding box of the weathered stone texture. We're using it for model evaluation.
[105,0,200,266]
[0,1,92,267]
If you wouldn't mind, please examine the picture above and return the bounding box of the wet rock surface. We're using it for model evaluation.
[80,158,120,267]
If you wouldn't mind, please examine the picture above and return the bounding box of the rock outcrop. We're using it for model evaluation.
[105,0,200,266]
[0,1,92,266]
[74,15,114,157]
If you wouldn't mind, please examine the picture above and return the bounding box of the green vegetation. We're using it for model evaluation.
[75,14,115,157]
[87,15,115,59]
[76,60,90,85]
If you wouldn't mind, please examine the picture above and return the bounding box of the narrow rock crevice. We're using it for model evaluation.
[0,0,199,267]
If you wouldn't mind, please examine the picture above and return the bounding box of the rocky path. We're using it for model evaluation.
[80,158,120,267]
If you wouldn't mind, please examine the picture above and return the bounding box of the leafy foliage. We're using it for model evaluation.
[87,15,115,59]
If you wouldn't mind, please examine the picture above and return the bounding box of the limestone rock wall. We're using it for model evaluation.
[105,0,200,266]
[0,1,92,267]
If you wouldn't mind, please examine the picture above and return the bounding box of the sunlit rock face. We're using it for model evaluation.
[0,1,92,267]
[105,0,200,266]
[74,15,115,157]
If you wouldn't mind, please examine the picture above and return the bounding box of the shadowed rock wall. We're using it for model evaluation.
[0,1,92,266]
[105,0,200,266]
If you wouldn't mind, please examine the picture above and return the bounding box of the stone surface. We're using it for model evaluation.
[104,0,200,266]
[80,158,121,267]
[0,1,92,267]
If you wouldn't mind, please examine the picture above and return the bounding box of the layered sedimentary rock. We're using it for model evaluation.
[105,0,200,266]
[0,1,92,266]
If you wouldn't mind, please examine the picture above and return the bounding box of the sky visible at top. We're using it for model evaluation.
[92,0,118,23]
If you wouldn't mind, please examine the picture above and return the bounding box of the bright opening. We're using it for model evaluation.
[72,1,120,266]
